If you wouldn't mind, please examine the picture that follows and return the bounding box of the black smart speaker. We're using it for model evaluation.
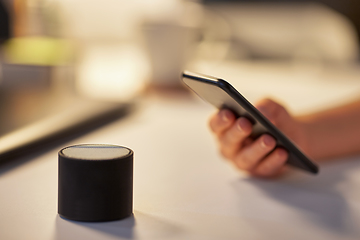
[58,144,133,222]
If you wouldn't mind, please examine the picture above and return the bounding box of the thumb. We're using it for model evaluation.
[255,98,290,127]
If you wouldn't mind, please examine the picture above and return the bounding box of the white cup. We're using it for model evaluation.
[142,22,200,87]
[141,1,203,88]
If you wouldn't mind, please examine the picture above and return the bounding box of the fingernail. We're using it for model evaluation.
[277,149,288,158]
[262,135,275,148]
[221,110,231,122]
[237,118,249,132]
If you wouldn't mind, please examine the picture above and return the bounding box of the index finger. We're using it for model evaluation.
[209,109,236,135]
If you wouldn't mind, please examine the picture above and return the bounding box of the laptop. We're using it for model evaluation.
[0,63,133,163]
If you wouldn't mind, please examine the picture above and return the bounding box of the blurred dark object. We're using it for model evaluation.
[204,0,360,44]
[0,0,11,43]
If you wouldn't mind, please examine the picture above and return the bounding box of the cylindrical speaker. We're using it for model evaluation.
[58,144,133,222]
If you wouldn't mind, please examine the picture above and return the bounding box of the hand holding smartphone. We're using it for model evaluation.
[182,71,319,174]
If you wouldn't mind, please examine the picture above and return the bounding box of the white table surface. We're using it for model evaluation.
[2,61,360,240]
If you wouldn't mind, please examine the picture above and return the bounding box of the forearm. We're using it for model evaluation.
[298,100,360,160]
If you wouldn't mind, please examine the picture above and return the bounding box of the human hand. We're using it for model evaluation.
[209,98,309,178]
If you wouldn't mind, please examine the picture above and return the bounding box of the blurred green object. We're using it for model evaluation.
[3,36,73,66]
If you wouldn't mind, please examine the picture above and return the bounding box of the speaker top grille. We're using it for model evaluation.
[61,144,131,160]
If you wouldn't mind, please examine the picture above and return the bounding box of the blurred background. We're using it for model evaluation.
[1,0,360,157]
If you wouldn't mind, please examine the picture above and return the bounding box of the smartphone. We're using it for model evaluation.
[182,71,319,174]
